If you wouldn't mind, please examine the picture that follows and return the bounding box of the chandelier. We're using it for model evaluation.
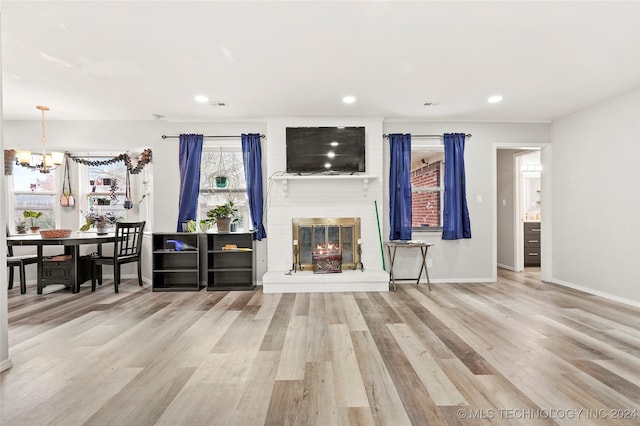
[15,105,64,173]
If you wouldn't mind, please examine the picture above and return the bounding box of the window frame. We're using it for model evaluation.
[198,144,250,232]
[7,166,60,232]
[411,143,444,232]
[76,153,149,231]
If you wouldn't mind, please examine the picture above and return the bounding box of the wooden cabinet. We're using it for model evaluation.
[152,233,205,291]
[207,232,256,291]
[40,254,93,292]
[524,222,541,267]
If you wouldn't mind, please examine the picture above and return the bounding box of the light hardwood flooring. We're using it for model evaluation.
[2,269,640,425]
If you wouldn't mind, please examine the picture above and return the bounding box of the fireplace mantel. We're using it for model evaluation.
[272,174,378,197]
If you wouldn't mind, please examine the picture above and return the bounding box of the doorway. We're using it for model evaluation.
[494,144,550,282]
[516,150,542,272]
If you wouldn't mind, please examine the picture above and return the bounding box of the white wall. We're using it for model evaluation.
[382,122,550,282]
[551,88,640,303]
[4,118,553,287]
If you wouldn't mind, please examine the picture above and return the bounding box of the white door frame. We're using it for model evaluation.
[514,152,524,272]
[493,143,552,283]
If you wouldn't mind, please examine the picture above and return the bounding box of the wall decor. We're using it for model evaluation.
[60,156,75,207]
[68,148,152,174]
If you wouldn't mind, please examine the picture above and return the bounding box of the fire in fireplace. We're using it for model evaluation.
[292,217,361,272]
[312,243,342,273]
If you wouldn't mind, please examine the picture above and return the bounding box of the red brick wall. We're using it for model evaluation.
[411,162,441,228]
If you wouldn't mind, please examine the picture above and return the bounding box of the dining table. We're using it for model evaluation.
[7,231,116,294]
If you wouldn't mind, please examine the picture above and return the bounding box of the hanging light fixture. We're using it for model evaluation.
[15,105,64,173]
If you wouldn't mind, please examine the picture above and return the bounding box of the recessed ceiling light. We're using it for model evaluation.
[342,96,356,104]
[327,151,335,159]
[194,95,209,103]
[488,95,503,104]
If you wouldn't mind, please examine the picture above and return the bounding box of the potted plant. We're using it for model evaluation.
[205,201,238,233]
[199,219,212,232]
[15,219,27,234]
[213,149,230,189]
[23,210,43,233]
[80,208,121,233]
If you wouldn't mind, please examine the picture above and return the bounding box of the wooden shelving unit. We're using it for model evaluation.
[207,232,256,291]
[152,233,205,291]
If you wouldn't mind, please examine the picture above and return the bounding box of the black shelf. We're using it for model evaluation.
[207,232,256,291]
[152,233,205,291]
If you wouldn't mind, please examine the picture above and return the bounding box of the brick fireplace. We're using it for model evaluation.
[263,212,388,293]
[262,119,388,293]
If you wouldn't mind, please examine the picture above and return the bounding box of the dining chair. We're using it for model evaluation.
[6,226,38,294]
[91,221,146,293]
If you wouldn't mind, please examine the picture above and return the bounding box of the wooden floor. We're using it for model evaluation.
[2,269,640,426]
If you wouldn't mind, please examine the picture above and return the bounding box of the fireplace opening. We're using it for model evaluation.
[292,218,361,272]
[312,243,342,273]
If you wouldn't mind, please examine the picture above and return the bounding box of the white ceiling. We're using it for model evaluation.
[2,1,639,122]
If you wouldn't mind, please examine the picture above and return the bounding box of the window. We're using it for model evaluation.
[10,165,58,230]
[198,147,250,231]
[411,145,444,230]
[80,159,128,226]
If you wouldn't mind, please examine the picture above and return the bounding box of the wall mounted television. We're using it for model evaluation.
[286,126,366,174]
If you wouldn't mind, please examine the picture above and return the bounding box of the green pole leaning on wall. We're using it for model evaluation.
[374,200,386,270]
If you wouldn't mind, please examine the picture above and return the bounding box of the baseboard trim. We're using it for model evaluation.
[426,277,496,284]
[551,277,640,309]
[497,263,517,272]
[0,357,13,373]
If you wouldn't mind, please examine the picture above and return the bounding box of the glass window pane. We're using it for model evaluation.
[411,146,444,229]
[84,160,129,225]
[198,149,250,232]
[14,193,56,229]
[12,165,56,192]
[200,151,246,192]
[88,161,127,197]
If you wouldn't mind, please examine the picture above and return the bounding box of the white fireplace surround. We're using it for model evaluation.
[263,191,389,293]
[263,120,388,293]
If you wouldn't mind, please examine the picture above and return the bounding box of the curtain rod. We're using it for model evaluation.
[161,134,265,139]
[383,133,472,139]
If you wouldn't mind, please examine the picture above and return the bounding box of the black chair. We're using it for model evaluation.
[91,221,145,293]
[6,227,38,294]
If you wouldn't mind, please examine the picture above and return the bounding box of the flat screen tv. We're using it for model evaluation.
[286,126,366,174]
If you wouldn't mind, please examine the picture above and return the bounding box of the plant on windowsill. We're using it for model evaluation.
[15,219,27,234]
[80,208,121,234]
[23,210,43,233]
[205,201,238,233]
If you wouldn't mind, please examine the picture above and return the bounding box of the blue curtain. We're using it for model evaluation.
[242,133,267,240]
[442,133,471,240]
[388,133,412,240]
[177,134,203,232]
